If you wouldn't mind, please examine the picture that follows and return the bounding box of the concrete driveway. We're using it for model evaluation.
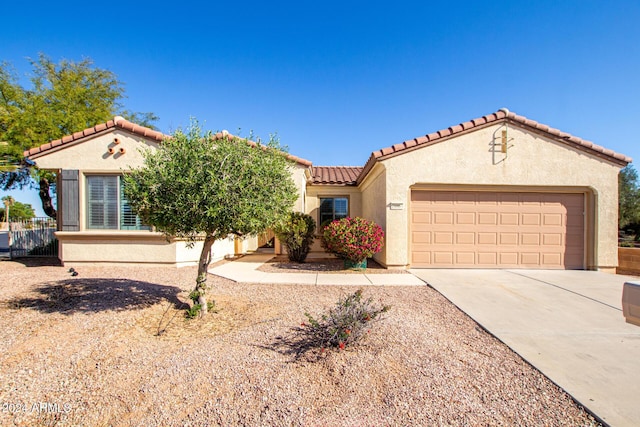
[410,269,640,427]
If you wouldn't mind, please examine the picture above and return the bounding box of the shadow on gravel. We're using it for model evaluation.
[263,329,324,363]
[6,278,183,315]
[1,257,62,267]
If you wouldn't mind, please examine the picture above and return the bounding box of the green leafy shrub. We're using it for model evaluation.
[321,217,384,263]
[274,212,316,263]
[300,289,390,351]
[185,289,216,319]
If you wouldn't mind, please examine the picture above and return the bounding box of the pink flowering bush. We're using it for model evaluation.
[321,217,384,263]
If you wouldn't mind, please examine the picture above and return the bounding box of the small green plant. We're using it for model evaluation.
[299,289,390,351]
[185,289,216,319]
[274,212,317,263]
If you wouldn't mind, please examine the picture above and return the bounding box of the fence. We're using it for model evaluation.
[5,217,58,258]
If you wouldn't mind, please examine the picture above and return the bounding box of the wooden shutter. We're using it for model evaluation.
[60,170,80,231]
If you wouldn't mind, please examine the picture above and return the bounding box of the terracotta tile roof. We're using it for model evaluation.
[311,166,363,185]
[25,118,313,167]
[24,116,166,158]
[358,108,632,184]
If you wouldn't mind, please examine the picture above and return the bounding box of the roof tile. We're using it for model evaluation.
[311,166,363,185]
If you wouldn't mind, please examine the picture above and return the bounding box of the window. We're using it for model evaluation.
[86,175,149,230]
[319,197,348,227]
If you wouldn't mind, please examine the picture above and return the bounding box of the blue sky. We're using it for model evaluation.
[2,0,640,216]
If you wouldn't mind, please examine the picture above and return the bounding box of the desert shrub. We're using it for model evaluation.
[300,289,390,351]
[274,212,316,263]
[321,217,384,263]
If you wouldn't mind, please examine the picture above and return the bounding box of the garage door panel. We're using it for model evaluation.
[521,213,541,225]
[500,233,518,245]
[433,252,454,264]
[434,212,454,224]
[411,190,585,269]
[456,212,475,224]
[500,253,519,264]
[478,252,498,265]
[566,214,584,227]
[433,232,453,244]
[500,213,519,225]
[478,233,497,245]
[520,253,541,265]
[542,253,562,266]
[542,233,562,246]
[520,194,543,205]
[498,193,519,204]
[543,214,562,226]
[412,211,432,224]
[412,231,431,244]
[412,251,431,264]
[456,232,475,244]
[456,252,475,264]
[521,233,540,245]
[478,213,498,225]
[455,193,476,204]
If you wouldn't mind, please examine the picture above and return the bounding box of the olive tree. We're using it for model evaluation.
[0,54,157,217]
[123,120,297,316]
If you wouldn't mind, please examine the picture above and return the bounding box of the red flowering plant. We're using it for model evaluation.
[321,217,384,263]
[299,289,391,352]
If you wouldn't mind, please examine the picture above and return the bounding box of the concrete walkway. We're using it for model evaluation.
[208,253,425,286]
[411,269,640,427]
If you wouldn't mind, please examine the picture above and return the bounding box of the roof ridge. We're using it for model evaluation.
[24,116,166,158]
[357,109,631,185]
[24,118,313,167]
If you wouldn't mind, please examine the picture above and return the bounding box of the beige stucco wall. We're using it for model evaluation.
[290,164,309,213]
[305,185,363,253]
[359,164,388,265]
[378,122,622,269]
[31,129,157,171]
[56,231,203,267]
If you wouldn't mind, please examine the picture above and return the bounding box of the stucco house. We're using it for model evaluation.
[24,117,310,266]
[25,108,631,271]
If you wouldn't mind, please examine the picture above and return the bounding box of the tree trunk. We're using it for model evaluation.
[195,234,216,317]
[39,178,57,219]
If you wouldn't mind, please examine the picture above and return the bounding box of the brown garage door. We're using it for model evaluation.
[410,191,584,269]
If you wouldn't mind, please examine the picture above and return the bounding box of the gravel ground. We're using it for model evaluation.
[258,256,408,274]
[0,258,599,426]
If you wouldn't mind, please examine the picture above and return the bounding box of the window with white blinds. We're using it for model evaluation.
[86,175,149,231]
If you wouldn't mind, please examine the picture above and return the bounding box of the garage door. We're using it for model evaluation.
[410,191,584,269]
